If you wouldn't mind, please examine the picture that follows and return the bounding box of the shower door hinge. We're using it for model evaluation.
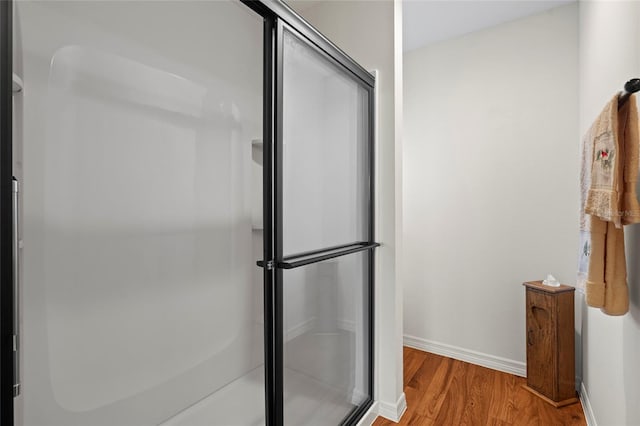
[256,259,275,270]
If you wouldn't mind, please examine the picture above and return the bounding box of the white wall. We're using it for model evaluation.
[579,2,640,425]
[403,4,579,372]
[287,0,406,420]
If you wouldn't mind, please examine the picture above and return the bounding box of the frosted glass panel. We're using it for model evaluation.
[17,1,264,425]
[283,253,370,425]
[282,29,370,256]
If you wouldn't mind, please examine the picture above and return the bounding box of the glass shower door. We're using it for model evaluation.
[276,23,375,425]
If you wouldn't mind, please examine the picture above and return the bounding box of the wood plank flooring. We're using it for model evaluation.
[373,347,586,426]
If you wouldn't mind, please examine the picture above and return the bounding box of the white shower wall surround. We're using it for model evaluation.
[13,1,372,425]
[16,1,264,424]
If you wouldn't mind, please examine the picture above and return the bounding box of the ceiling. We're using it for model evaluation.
[403,0,575,52]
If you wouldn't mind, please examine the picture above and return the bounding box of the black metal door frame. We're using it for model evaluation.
[270,17,376,426]
[1,0,14,424]
[242,2,377,424]
[0,1,377,425]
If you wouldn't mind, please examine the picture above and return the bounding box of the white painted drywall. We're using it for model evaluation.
[287,0,406,420]
[579,2,640,425]
[403,4,578,369]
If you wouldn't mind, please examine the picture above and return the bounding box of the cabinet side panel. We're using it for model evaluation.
[556,291,576,401]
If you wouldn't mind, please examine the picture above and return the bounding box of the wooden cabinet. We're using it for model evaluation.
[523,281,578,407]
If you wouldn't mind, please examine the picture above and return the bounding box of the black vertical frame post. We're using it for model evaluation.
[367,82,376,407]
[271,18,285,426]
[262,15,284,426]
[262,15,274,424]
[0,0,13,424]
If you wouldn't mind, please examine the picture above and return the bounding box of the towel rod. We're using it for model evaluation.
[618,78,640,108]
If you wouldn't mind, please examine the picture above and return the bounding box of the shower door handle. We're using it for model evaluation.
[278,242,380,269]
[256,242,380,270]
[12,177,20,397]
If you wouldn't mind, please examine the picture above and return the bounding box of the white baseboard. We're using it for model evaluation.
[404,335,526,377]
[355,401,379,426]
[580,382,597,426]
[377,392,407,422]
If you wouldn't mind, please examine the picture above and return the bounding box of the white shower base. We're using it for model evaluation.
[160,366,356,426]
[159,367,265,426]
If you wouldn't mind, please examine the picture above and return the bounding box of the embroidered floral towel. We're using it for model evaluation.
[580,93,640,315]
[585,94,640,226]
[584,95,621,225]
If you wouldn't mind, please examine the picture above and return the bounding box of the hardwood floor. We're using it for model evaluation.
[372,347,586,426]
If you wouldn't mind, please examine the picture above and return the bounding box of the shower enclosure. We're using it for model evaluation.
[0,0,377,425]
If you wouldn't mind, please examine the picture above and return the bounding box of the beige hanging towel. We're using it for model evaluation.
[581,93,640,316]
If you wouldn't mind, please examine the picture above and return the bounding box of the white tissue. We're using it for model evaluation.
[542,274,561,287]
